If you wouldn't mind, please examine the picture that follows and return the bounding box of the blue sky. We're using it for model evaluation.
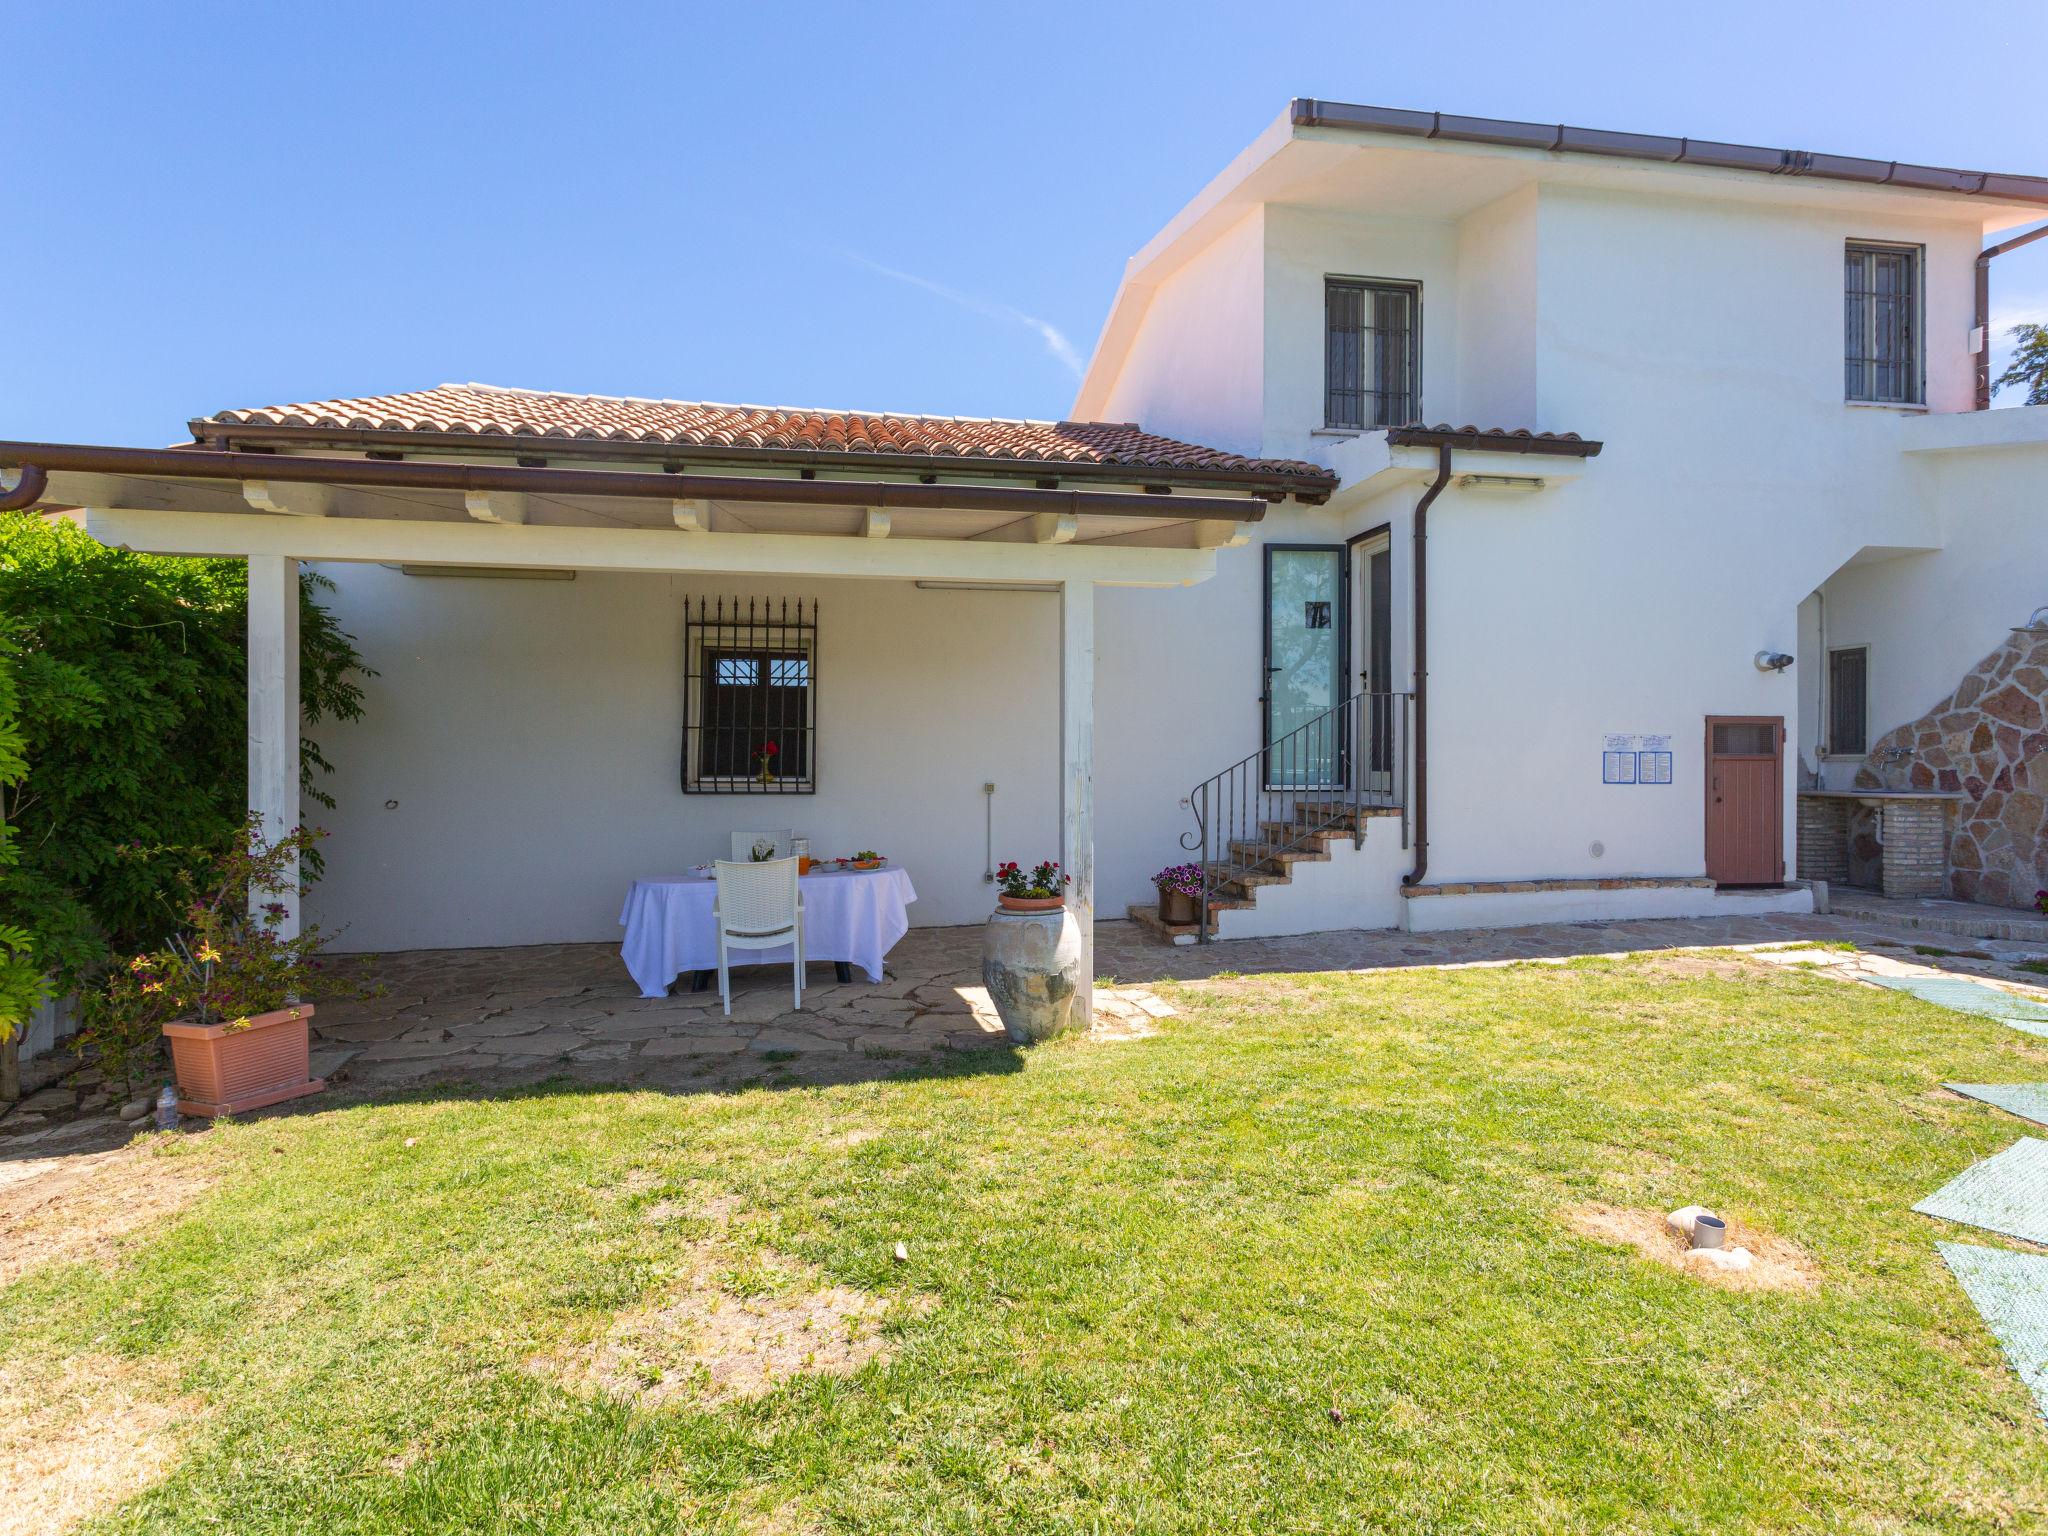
[4,0,2045,446]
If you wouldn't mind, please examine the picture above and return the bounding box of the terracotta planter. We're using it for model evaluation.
[1157,886,1199,925]
[162,1003,323,1118]
[997,894,1065,913]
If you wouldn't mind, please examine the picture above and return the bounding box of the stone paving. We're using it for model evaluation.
[11,899,2048,1149]
[306,925,1178,1101]
[304,901,2048,1101]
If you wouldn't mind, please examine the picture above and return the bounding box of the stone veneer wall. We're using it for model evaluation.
[1855,630,2048,908]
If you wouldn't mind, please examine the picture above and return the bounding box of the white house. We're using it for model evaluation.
[8,99,2048,987]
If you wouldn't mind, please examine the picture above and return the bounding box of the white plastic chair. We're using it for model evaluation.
[731,829,794,864]
[712,857,804,1016]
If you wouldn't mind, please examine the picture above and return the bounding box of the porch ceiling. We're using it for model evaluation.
[5,440,1257,586]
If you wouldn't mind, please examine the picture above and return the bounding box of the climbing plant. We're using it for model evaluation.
[0,618,48,1099]
[0,515,371,1005]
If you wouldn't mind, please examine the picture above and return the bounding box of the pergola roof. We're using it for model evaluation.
[194,383,1337,501]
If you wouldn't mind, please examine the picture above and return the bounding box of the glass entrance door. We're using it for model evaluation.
[1264,545,1347,788]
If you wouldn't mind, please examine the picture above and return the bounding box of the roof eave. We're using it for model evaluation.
[1383,425,1603,457]
[188,419,1338,503]
[1291,99,2048,210]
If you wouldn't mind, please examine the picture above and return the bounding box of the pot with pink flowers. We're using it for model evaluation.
[1152,863,1204,927]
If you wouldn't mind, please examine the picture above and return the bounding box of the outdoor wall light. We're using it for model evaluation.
[1754,650,1794,672]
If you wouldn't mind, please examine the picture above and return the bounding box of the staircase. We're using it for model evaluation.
[1130,691,1413,944]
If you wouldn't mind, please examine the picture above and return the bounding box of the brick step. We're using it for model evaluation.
[1202,864,1290,903]
[1202,860,1290,886]
[1133,798,1403,946]
[1290,801,1404,829]
[1227,838,1334,873]
[1126,901,1235,945]
[1255,821,1352,850]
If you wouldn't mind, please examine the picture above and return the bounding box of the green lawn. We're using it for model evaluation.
[9,955,2048,1533]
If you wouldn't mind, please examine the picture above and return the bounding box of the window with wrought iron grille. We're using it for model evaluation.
[1324,277,1420,429]
[1845,242,1921,404]
[682,597,816,793]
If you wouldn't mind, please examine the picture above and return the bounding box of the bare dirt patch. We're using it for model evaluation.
[1564,1203,1820,1293]
[0,1140,214,1289]
[0,1352,199,1536]
[640,1192,742,1228]
[542,1199,928,1409]
[1634,951,1778,984]
[545,1251,914,1406]
[830,1127,885,1149]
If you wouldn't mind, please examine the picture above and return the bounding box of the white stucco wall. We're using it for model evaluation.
[1411,186,1983,884]
[299,165,2042,951]
[1260,205,1459,462]
[1097,209,1266,458]
[1805,414,2048,787]
[1452,188,1538,429]
[303,567,1060,951]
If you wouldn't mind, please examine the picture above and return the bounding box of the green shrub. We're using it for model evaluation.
[0,514,370,999]
[0,618,46,1052]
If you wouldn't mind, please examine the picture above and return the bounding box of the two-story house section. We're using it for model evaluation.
[17,101,2048,964]
[1078,101,2048,936]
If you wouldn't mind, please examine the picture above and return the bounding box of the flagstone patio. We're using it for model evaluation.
[294,900,2048,1102]
[306,923,1180,1100]
[12,899,2048,1146]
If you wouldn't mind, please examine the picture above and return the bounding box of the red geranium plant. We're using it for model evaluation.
[996,860,1069,900]
[754,739,779,784]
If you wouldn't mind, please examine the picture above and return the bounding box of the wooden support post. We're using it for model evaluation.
[1060,577,1095,1027]
[247,554,301,939]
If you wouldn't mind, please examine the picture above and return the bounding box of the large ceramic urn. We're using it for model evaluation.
[981,906,1086,1044]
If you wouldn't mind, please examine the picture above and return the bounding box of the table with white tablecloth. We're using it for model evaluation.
[618,865,918,999]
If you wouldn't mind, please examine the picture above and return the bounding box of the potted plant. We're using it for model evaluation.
[102,820,342,1117]
[995,859,1069,913]
[753,740,779,786]
[1153,862,1204,925]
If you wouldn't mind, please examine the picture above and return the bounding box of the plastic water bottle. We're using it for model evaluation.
[154,1084,180,1131]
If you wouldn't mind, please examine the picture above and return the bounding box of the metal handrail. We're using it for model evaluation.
[1179,690,1412,941]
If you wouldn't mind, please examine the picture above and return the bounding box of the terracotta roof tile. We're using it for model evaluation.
[195,383,1337,491]
[1408,423,1590,443]
[1384,422,1603,455]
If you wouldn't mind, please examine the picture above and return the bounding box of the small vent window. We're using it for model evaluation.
[1829,647,1869,756]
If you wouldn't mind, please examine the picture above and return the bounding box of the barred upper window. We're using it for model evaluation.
[1324,278,1420,430]
[1845,243,1921,405]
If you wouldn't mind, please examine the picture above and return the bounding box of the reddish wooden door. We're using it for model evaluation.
[1705,716,1784,886]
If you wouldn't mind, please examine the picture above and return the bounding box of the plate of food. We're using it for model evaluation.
[850,850,885,870]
